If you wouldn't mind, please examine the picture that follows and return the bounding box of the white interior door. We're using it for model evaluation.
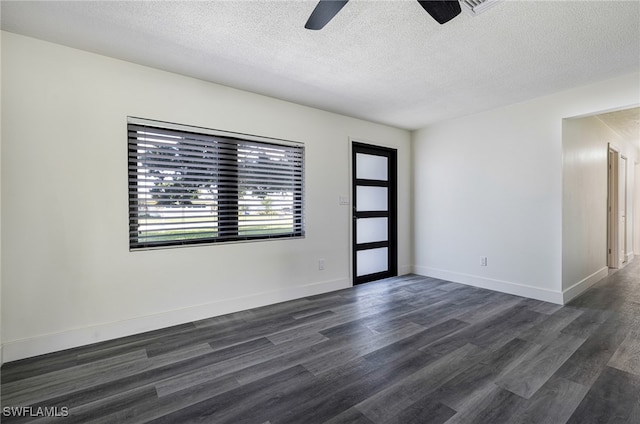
[620,155,628,265]
[608,146,619,268]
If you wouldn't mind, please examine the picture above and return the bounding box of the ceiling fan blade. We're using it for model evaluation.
[417,0,462,24]
[305,0,349,30]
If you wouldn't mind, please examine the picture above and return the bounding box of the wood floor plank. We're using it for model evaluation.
[434,337,539,411]
[273,350,436,424]
[495,333,585,399]
[555,313,629,386]
[11,339,264,412]
[466,306,546,348]
[355,343,480,422]
[205,337,274,360]
[419,303,544,358]
[148,365,316,424]
[86,374,240,423]
[48,386,158,424]
[608,326,640,376]
[321,407,375,424]
[455,295,523,324]
[509,376,589,424]
[302,321,425,375]
[155,332,327,396]
[266,297,416,345]
[233,357,377,424]
[385,396,455,424]
[0,324,198,387]
[363,318,469,367]
[147,309,328,357]
[444,384,527,424]
[561,308,613,339]
[230,333,364,385]
[248,357,378,424]
[290,307,335,320]
[567,366,640,424]
[72,323,200,365]
[403,301,472,327]
[528,301,565,315]
[518,306,583,344]
[1,349,150,406]
[627,398,640,424]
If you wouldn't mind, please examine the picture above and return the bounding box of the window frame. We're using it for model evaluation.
[127,117,305,250]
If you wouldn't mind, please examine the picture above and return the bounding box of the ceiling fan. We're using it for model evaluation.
[305,0,463,30]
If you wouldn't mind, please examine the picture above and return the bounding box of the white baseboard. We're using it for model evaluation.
[626,252,634,263]
[413,266,564,305]
[2,278,350,363]
[562,266,608,304]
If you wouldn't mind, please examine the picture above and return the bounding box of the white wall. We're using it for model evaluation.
[0,28,3,367]
[636,160,640,256]
[412,72,640,305]
[562,115,637,301]
[0,32,411,362]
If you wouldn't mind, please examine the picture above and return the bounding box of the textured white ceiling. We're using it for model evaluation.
[597,107,640,143]
[1,0,639,130]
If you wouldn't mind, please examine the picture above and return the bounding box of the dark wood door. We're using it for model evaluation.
[352,142,398,285]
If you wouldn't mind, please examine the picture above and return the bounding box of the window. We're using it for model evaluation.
[128,117,304,250]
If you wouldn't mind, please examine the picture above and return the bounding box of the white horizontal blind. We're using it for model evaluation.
[128,119,304,249]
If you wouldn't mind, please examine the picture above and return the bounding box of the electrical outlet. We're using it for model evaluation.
[318,259,325,270]
[480,256,488,267]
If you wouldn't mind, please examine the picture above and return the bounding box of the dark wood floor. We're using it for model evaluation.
[2,261,640,423]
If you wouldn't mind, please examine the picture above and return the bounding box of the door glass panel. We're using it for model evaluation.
[356,153,388,181]
[357,247,388,276]
[356,186,387,211]
[357,217,388,244]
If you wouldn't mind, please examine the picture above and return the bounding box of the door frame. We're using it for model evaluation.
[620,154,628,265]
[608,144,620,268]
[351,141,398,285]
